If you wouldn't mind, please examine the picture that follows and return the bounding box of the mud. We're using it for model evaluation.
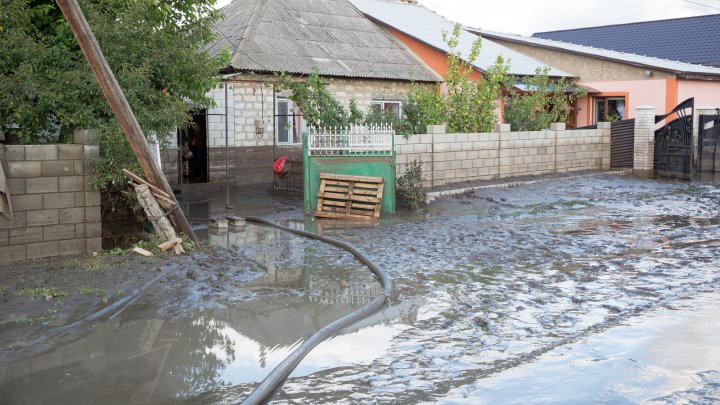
[1,174,720,404]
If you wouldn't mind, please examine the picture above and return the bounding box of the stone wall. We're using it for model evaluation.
[396,123,611,188]
[0,134,101,264]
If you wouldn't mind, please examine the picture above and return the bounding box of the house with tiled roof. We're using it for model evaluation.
[163,0,441,188]
[467,27,720,127]
[533,14,720,68]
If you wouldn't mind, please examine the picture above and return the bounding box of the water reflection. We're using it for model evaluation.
[0,221,412,404]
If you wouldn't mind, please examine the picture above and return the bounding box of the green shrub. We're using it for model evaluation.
[397,160,425,211]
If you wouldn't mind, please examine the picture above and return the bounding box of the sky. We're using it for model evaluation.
[214,0,720,36]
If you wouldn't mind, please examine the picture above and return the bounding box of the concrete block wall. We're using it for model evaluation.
[0,138,101,265]
[396,123,610,188]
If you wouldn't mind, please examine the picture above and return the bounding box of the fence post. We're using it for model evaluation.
[597,122,612,170]
[633,105,656,177]
[695,106,719,167]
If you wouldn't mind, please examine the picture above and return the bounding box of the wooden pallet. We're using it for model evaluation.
[315,173,384,220]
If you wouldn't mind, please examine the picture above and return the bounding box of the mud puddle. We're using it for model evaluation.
[2,174,720,403]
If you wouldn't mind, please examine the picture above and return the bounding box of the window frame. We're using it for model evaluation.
[371,100,403,118]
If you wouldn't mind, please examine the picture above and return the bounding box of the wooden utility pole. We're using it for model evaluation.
[55,0,200,245]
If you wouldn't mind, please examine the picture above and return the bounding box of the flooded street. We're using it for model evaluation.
[1,174,720,403]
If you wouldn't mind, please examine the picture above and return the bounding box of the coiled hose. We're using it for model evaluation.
[241,216,392,405]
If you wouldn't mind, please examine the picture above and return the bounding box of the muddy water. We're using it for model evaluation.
[2,175,720,403]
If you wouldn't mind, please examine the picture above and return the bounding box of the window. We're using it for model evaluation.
[594,97,626,123]
[371,100,402,118]
[275,98,305,144]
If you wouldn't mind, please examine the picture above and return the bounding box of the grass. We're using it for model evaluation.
[19,286,68,302]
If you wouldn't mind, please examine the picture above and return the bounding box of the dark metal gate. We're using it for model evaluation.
[654,98,694,179]
[698,110,720,181]
[610,118,635,168]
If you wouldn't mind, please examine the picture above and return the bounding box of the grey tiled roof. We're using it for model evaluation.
[352,0,571,77]
[207,0,440,82]
[533,14,720,68]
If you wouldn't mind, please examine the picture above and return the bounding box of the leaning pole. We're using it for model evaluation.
[55,0,200,245]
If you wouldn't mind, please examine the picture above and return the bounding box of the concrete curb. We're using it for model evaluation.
[425,169,634,204]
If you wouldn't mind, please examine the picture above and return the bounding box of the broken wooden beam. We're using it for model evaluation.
[158,237,182,252]
[55,0,199,246]
[132,247,154,257]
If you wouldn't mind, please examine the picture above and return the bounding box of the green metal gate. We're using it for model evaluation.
[303,125,396,214]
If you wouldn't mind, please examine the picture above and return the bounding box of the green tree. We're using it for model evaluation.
[503,66,587,131]
[0,0,226,190]
[400,24,510,135]
[280,70,360,128]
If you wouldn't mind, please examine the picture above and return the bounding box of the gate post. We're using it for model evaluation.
[695,106,719,167]
[598,122,611,170]
[633,105,655,177]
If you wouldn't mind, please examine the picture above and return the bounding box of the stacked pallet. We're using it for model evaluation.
[315,173,383,220]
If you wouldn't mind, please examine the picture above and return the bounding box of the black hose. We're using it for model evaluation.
[241,216,392,405]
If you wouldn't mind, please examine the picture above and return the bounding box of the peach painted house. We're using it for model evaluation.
[467,29,720,126]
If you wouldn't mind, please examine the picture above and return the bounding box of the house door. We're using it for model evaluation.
[177,110,209,184]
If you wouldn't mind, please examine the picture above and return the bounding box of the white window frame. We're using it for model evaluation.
[371,100,403,118]
[275,98,305,145]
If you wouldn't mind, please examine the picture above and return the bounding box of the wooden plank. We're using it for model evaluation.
[320,173,384,183]
[314,211,378,221]
[318,193,380,203]
[323,180,351,188]
[132,247,154,257]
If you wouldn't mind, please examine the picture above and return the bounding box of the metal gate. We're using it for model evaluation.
[610,118,635,168]
[698,110,720,181]
[654,98,694,179]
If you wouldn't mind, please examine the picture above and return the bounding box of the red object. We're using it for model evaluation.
[273,156,289,176]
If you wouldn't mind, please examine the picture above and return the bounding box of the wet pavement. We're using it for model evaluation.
[1,174,720,403]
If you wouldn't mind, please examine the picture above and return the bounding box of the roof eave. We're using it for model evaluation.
[474,30,720,81]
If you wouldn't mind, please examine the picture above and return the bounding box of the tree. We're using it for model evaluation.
[503,66,587,131]
[0,0,226,190]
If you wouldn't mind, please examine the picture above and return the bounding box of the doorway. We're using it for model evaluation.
[177,110,208,184]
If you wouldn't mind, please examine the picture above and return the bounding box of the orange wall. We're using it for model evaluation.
[575,79,668,126]
[385,25,485,82]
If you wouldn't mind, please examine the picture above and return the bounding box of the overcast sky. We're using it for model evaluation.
[215,0,720,36]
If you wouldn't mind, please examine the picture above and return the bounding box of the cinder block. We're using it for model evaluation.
[44,224,77,241]
[74,192,85,206]
[0,245,26,264]
[27,209,59,226]
[86,237,103,253]
[43,193,76,209]
[7,161,42,178]
[0,230,7,247]
[25,145,58,161]
[84,145,100,160]
[6,178,25,194]
[0,212,26,229]
[73,129,100,145]
[85,191,101,207]
[4,145,25,161]
[59,176,85,192]
[59,239,86,256]
[85,222,102,238]
[26,177,59,194]
[26,241,60,260]
[9,227,44,245]
[58,144,84,160]
[11,194,43,212]
[85,206,101,223]
[74,160,85,175]
[42,160,75,177]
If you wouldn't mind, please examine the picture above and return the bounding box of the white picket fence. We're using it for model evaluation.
[307,124,394,156]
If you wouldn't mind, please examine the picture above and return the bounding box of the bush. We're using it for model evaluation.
[397,160,425,211]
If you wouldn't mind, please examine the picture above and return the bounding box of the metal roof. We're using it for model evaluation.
[207,0,441,82]
[350,0,571,77]
[469,29,720,79]
[533,14,720,68]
